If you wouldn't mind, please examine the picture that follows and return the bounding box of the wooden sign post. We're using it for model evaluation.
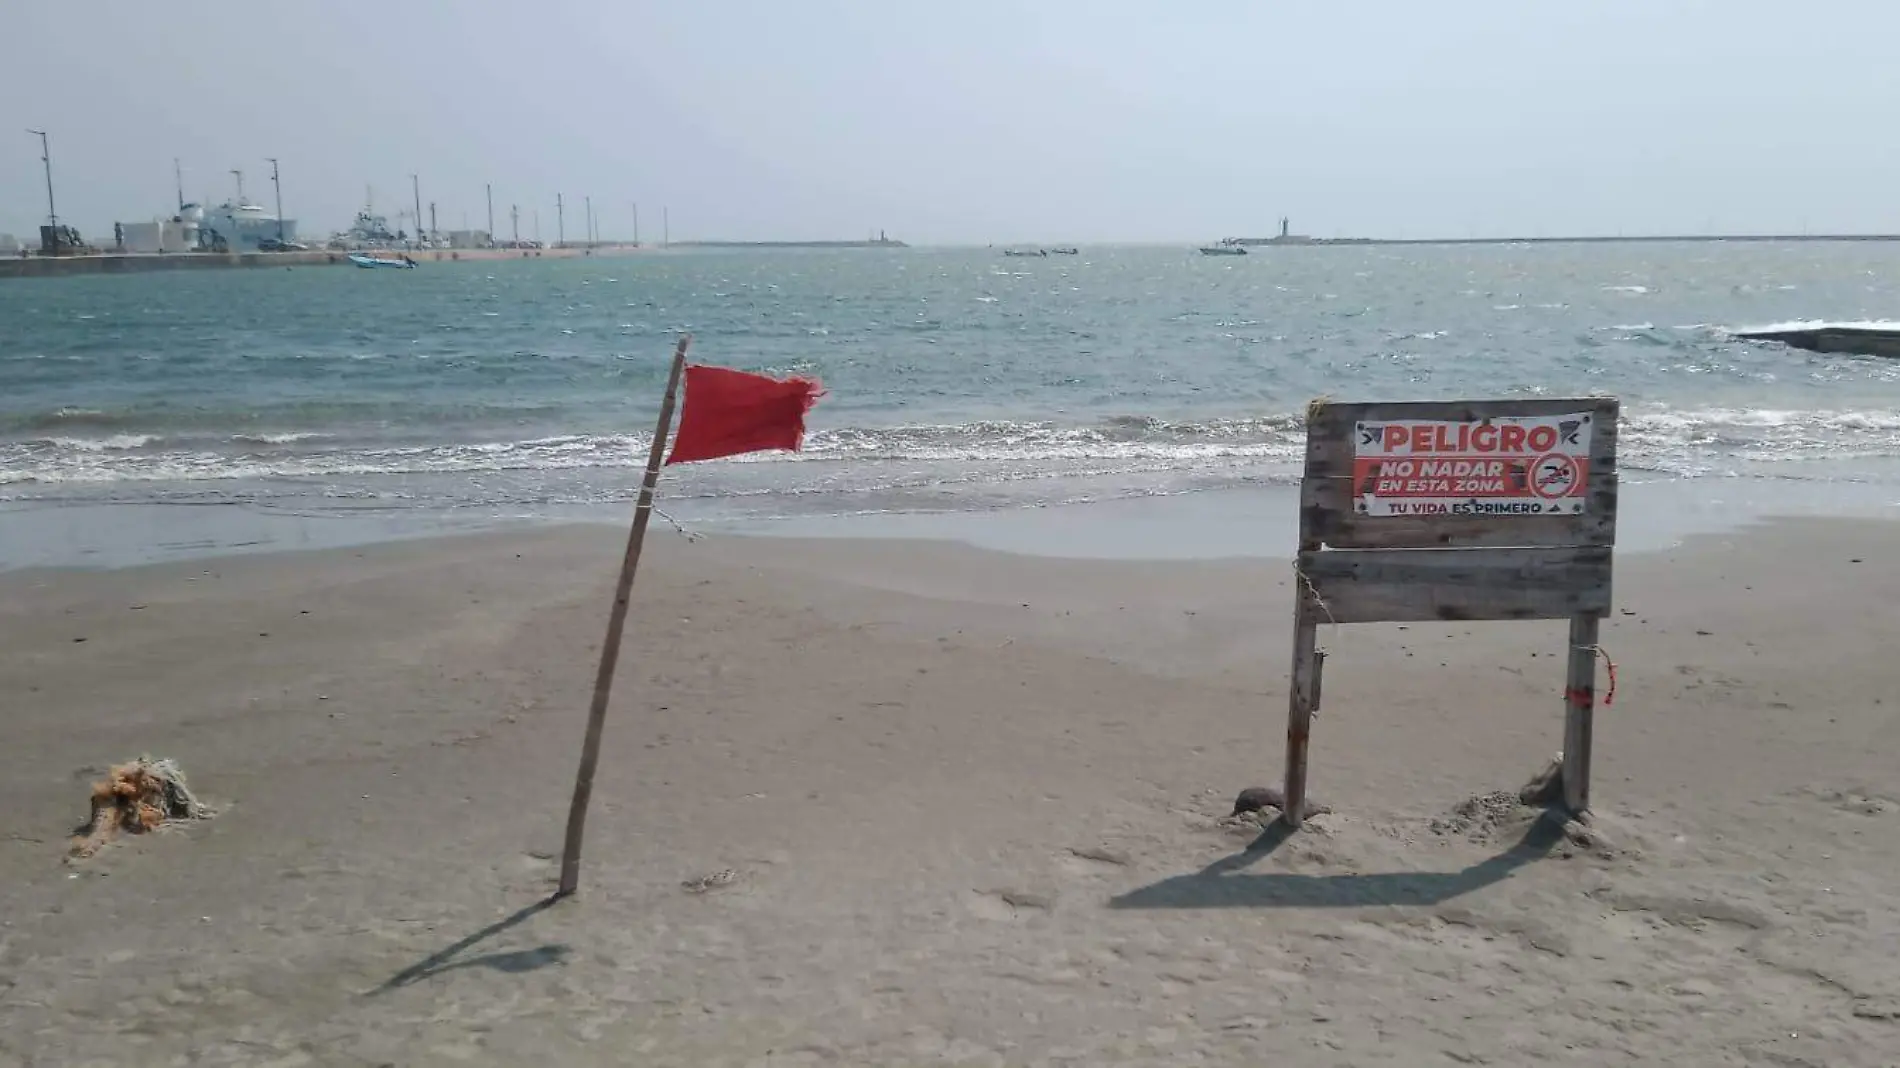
[1283,397,1619,826]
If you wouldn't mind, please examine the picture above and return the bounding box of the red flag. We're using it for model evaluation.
[664,364,824,465]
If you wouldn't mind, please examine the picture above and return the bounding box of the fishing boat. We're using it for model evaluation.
[1198,243,1247,256]
[1049,247,1079,255]
[1002,248,1046,258]
[348,252,417,269]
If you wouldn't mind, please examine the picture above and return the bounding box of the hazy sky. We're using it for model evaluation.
[3,1,1896,244]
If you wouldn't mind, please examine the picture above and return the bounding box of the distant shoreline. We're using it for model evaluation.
[667,239,910,249]
[6,232,1899,280]
[1222,233,1900,248]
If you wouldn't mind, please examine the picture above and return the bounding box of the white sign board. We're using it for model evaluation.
[1351,412,1595,517]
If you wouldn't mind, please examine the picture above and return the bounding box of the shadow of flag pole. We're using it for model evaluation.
[557,334,692,898]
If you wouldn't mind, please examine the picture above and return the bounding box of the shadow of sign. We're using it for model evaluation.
[1108,815,1564,911]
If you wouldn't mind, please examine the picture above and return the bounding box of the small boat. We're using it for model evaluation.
[348,252,417,269]
[1199,243,1247,256]
[1049,247,1078,255]
[1002,248,1046,258]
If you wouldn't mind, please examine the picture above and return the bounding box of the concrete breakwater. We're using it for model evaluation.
[0,244,635,281]
[1729,322,1900,358]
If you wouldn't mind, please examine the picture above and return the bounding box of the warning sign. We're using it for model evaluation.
[1351,412,1593,517]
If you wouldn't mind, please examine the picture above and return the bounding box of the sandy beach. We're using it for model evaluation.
[2,518,1898,1065]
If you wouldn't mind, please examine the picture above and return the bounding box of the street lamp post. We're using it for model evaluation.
[26,129,57,230]
[266,157,285,243]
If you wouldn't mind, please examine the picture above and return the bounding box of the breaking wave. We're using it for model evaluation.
[8,407,1900,491]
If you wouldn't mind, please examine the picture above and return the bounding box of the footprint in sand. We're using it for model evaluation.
[1058,846,1132,876]
[682,869,739,894]
[1804,787,1900,817]
[968,888,1054,921]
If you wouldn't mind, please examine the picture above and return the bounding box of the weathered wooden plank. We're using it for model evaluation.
[1318,397,1621,421]
[1296,546,1612,623]
[1300,467,1619,549]
[1281,590,1320,827]
[1562,615,1600,815]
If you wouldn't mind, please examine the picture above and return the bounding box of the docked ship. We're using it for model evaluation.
[329,206,403,250]
[196,200,299,252]
[115,199,298,255]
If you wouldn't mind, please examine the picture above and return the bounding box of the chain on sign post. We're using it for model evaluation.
[1283,397,1620,827]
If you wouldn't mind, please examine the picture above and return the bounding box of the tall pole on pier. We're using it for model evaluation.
[27,129,57,228]
[266,157,284,243]
[511,204,519,245]
[429,201,438,242]
[584,195,593,246]
[556,193,565,248]
[411,173,423,247]
[486,183,494,242]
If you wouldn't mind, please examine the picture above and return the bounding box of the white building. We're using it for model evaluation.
[117,220,196,254]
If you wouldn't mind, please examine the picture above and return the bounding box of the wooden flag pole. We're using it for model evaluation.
[557,334,692,898]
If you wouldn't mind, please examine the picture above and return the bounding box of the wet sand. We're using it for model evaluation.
[2,519,1897,1065]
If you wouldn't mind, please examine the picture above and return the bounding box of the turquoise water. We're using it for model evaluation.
[5,244,1900,523]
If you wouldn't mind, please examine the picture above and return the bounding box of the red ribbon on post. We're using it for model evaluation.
[1565,646,1617,708]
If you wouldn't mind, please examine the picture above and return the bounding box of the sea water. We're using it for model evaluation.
[4,243,1899,564]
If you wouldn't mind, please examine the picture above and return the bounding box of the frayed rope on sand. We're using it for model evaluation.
[70,756,213,858]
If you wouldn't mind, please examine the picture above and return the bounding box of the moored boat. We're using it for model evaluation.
[348,252,417,269]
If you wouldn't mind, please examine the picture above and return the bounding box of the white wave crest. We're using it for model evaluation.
[230,432,334,445]
[36,434,160,452]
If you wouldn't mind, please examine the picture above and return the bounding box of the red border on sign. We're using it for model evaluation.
[1529,453,1581,500]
